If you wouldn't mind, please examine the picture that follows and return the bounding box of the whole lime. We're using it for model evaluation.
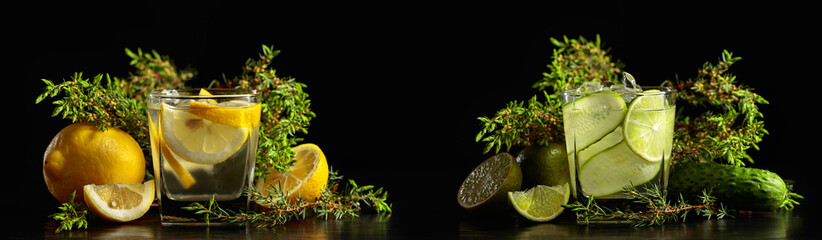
[516,142,569,187]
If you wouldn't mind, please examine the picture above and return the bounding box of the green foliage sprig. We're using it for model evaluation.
[663,50,768,166]
[183,169,392,228]
[564,184,730,227]
[36,73,152,152]
[48,191,89,233]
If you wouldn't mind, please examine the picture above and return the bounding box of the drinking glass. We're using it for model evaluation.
[147,89,261,225]
[561,85,675,223]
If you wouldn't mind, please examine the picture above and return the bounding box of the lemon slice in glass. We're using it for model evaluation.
[83,180,155,222]
[508,184,569,222]
[161,102,249,164]
[623,89,675,162]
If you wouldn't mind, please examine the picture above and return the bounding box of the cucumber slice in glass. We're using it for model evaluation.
[562,91,626,151]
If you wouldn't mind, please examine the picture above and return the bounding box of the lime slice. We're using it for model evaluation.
[562,91,626,151]
[579,142,660,196]
[458,153,522,214]
[161,103,249,164]
[623,90,675,162]
[508,184,569,222]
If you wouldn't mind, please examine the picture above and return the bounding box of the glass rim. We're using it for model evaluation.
[560,85,676,97]
[148,88,260,99]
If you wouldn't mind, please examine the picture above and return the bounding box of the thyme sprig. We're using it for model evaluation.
[48,191,90,233]
[183,169,392,227]
[564,184,730,227]
[664,50,768,166]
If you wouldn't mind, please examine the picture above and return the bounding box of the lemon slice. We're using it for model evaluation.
[148,109,196,189]
[623,89,675,162]
[256,143,329,203]
[83,180,155,222]
[161,103,249,164]
[508,184,569,222]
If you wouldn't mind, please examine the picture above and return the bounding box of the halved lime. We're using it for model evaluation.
[508,184,569,222]
[623,90,675,162]
[579,142,660,197]
[562,91,626,151]
[458,153,522,214]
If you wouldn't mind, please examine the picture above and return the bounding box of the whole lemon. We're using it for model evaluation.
[43,123,146,203]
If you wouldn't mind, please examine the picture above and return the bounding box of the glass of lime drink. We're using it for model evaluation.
[147,89,261,226]
[561,79,676,221]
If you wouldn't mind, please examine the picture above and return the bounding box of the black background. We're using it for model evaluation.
[16,1,819,236]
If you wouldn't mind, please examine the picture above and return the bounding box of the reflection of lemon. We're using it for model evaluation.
[43,123,146,203]
[161,103,250,164]
[84,180,155,222]
[256,143,329,203]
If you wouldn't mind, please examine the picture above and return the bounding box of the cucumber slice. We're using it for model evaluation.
[577,126,623,167]
[579,142,661,197]
[562,91,626,151]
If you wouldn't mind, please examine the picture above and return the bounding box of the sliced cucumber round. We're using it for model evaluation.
[579,142,661,197]
[562,91,626,151]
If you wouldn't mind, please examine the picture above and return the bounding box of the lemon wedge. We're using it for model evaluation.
[256,143,329,203]
[83,180,155,222]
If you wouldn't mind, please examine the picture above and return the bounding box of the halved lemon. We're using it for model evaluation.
[83,180,155,222]
[255,143,329,203]
[161,103,250,164]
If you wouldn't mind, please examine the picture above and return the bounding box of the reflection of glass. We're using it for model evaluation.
[561,85,676,203]
[147,89,261,225]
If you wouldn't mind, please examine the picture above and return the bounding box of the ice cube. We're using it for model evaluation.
[622,72,642,93]
[579,81,603,94]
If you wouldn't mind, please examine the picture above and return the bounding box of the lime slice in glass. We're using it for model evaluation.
[623,90,675,162]
[458,153,522,214]
[507,184,569,222]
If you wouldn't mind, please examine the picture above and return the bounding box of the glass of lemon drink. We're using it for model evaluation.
[561,74,675,223]
[147,89,261,225]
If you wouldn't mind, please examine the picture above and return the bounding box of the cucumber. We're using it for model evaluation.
[668,162,794,212]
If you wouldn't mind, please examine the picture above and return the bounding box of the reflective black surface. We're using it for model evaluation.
[27,205,813,239]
